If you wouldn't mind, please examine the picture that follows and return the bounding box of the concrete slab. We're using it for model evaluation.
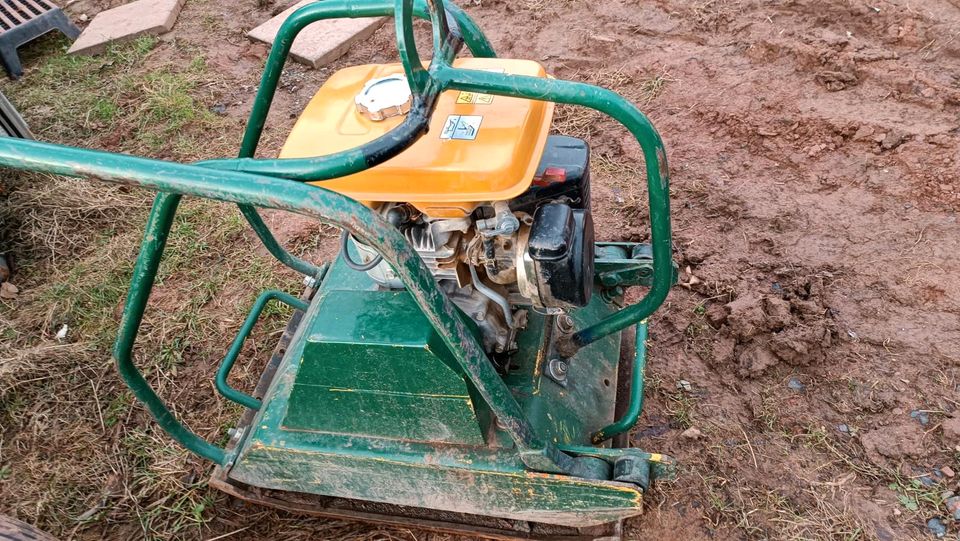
[247,0,385,69]
[68,0,185,56]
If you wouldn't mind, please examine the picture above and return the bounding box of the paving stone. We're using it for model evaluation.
[247,0,385,69]
[68,0,185,56]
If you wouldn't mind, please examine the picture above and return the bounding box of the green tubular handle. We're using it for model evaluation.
[206,0,495,281]
[116,192,228,464]
[223,0,494,164]
[215,290,309,411]
[0,137,572,474]
[590,321,647,444]
[429,65,672,353]
[207,0,672,352]
[0,0,669,469]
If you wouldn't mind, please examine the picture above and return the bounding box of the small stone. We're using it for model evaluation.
[681,427,703,440]
[910,409,930,426]
[677,380,693,392]
[926,517,946,538]
[247,0,386,69]
[592,34,617,43]
[68,0,185,56]
[0,282,18,299]
[945,495,960,520]
[881,131,906,150]
[852,125,875,141]
[787,378,806,391]
[941,466,955,478]
[920,87,936,98]
[210,103,227,115]
[916,472,937,486]
[837,423,851,434]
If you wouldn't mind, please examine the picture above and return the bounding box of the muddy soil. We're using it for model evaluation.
[5,0,960,539]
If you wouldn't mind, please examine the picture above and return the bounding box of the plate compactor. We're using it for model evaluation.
[0,0,677,538]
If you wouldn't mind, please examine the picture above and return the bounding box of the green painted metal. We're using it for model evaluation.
[0,136,573,474]
[216,289,309,410]
[427,64,672,353]
[590,321,648,444]
[503,294,621,448]
[232,0,494,162]
[284,286,486,445]
[594,242,677,289]
[230,443,646,527]
[237,206,323,278]
[0,0,679,523]
[228,257,673,526]
[557,443,675,483]
[114,192,227,465]
[595,243,655,288]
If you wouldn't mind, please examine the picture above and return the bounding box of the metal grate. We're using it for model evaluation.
[0,0,77,78]
[0,0,55,33]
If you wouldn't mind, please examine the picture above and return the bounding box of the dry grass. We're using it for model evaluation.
[552,67,674,141]
[0,33,314,539]
[3,175,146,263]
[0,16,435,540]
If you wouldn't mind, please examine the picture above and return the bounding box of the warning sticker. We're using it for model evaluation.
[440,115,483,141]
[456,91,495,105]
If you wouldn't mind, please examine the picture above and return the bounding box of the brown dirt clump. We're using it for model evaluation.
[1,0,959,539]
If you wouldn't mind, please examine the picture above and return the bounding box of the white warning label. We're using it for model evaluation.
[440,115,482,141]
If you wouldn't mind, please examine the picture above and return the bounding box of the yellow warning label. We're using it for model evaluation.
[456,91,494,105]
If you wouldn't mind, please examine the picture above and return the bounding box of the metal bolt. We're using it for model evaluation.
[556,314,575,333]
[303,275,318,289]
[547,358,568,381]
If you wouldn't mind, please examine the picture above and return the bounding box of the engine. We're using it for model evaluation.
[348,136,595,357]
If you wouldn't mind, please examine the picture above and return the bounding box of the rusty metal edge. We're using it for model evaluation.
[207,474,622,541]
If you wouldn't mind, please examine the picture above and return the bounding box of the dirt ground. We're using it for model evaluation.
[1,0,959,539]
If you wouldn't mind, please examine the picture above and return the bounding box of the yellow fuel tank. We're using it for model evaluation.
[280,58,554,218]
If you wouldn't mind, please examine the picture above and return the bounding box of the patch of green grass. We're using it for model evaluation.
[664,389,696,429]
[4,36,155,138]
[3,34,223,158]
[141,71,204,131]
[888,477,944,516]
[120,429,216,538]
[91,98,119,122]
[40,254,136,348]
[103,392,133,428]
[0,25,300,541]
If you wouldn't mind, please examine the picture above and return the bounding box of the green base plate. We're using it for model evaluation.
[221,257,665,528]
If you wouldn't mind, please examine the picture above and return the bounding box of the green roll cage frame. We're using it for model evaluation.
[0,0,671,475]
